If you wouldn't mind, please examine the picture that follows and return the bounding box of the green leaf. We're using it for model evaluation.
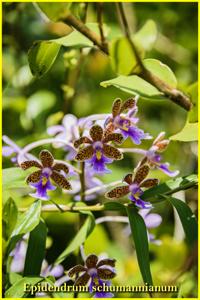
[104,201,126,212]
[7,200,41,254]
[126,205,153,286]
[37,3,72,22]
[5,276,43,298]
[26,90,56,119]
[101,75,165,100]
[24,220,47,276]
[143,58,177,88]
[142,174,197,203]
[167,197,197,245]
[55,213,95,265]
[170,122,198,142]
[28,41,61,78]
[3,198,18,240]
[109,37,144,75]
[187,82,198,123]
[133,20,157,51]
[3,167,30,190]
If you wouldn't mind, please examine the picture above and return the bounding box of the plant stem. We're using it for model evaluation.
[97,2,107,49]
[50,199,65,213]
[80,162,85,202]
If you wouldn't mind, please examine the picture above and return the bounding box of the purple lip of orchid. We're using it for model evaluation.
[105,165,159,209]
[68,254,116,296]
[74,125,124,174]
[105,98,152,145]
[20,150,72,200]
[139,132,179,177]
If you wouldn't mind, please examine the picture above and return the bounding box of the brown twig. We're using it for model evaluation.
[97,2,107,50]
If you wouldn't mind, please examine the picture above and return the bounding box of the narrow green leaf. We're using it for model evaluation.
[5,276,43,298]
[24,220,47,276]
[55,213,95,265]
[142,174,197,203]
[101,75,165,100]
[167,197,197,245]
[28,41,61,78]
[143,58,177,88]
[187,82,198,123]
[3,197,18,240]
[7,200,41,254]
[37,3,72,22]
[170,122,198,142]
[134,20,157,51]
[126,205,153,286]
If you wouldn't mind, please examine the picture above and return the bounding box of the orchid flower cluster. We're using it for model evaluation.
[3,97,179,297]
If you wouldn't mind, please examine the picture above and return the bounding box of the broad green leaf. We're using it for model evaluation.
[37,3,72,22]
[3,198,18,240]
[53,23,107,48]
[101,75,165,100]
[24,220,47,276]
[5,276,43,298]
[187,82,198,123]
[134,20,157,51]
[104,201,126,212]
[26,90,56,119]
[167,197,197,245]
[9,272,22,285]
[3,167,30,190]
[7,200,42,254]
[126,205,153,286]
[143,58,177,88]
[142,174,197,203]
[109,37,144,75]
[170,122,198,142]
[55,213,95,264]
[28,41,61,77]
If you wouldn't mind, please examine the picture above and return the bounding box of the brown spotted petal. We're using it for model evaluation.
[51,171,71,190]
[120,97,135,113]
[133,165,149,184]
[85,254,98,268]
[74,137,92,148]
[52,163,69,174]
[103,133,123,145]
[90,125,103,141]
[96,259,116,268]
[140,178,159,188]
[74,272,90,286]
[123,173,133,185]
[21,160,42,170]
[105,185,129,199]
[103,144,123,160]
[68,265,87,277]
[139,156,148,167]
[26,170,42,184]
[112,98,122,117]
[39,150,54,168]
[75,145,94,161]
[97,268,116,280]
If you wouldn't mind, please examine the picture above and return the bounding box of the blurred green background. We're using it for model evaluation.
[3,2,198,298]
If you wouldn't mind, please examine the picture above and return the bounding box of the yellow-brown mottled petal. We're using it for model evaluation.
[39,150,54,167]
[103,133,123,145]
[52,163,69,174]
[26,170,42,183]
[96,259,116,268]
[21,160,42,170]
[68,265,87,277]
[139,156,148,166]
[133,165,149,184]
[103,144,123,160]
[156,140,169,152]
[74,137,92,148]
[105,185,129,199]
[51,171,71,189]
[75,145,94,161]
[123,173,133,184]
[85,254,98,268]
[140,178,159,188]
[112,98,122,117]
[120,97,135,113]
[97,268,116,280]
[90,125,103,141]
[74,272,90,286]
